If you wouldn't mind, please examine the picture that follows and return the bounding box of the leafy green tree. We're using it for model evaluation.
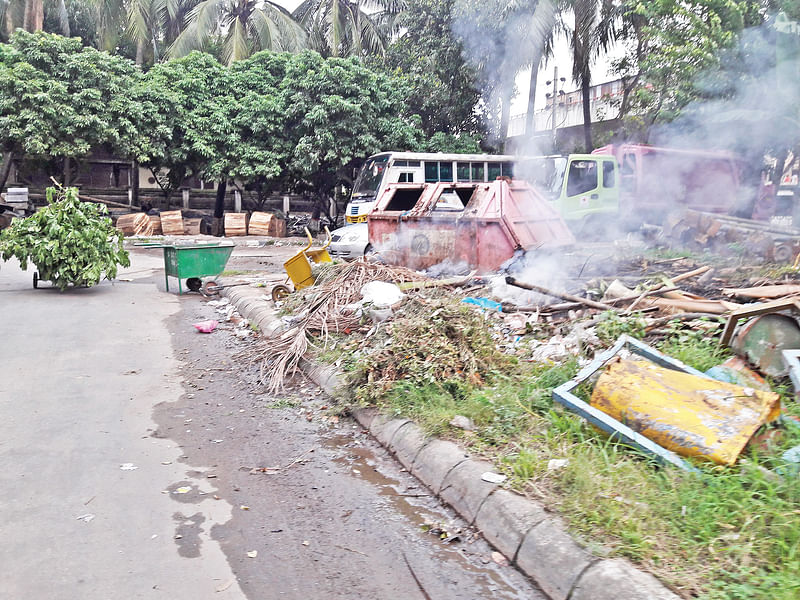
[280,50,424,214]
[141,51,233,203]
[0,31,147,189]
[383,0,485,139]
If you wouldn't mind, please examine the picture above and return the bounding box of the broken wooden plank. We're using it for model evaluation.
[505,276,617,312]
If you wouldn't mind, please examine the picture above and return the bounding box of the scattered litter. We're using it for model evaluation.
[491,551,508,566]
[240,505,250,510]
[246,550,258,558]
[547,459,569,471]
[784,445,800,465]
[302,540,310,546]
[161,461,172,465]
[119,463,138,471]
[215,579,234,593]
[211,439,223,444]
[481,472,507,484]
[76,513,95,523]
[449,415,476,431]
[193,319,219,333]
[462,297,503,312]
[361,281,405,307]
[174,486,192,494]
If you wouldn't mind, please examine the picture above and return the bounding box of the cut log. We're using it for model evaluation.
[248,212,273,236]
[270,218,286,238]
[149,215,162,236]
[115,212,151,236]
[224,212,248,236]
[160,210,184,236]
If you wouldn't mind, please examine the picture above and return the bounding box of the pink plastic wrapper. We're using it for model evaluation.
[193,319,219,333]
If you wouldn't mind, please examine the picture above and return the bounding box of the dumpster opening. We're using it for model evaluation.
[385,188,425,211]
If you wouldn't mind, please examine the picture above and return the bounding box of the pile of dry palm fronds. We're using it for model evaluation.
[251,260,429,393]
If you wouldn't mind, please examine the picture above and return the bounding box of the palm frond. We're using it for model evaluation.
[168,0,225,58]
[223,17,250,65]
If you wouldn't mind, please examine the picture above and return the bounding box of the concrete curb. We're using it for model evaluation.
[220,287,681,600]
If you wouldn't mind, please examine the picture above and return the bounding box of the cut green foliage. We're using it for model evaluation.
[595,311,647,344]
[0,185,130,290]
[657,321,730,372]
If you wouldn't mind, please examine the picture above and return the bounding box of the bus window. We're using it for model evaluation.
[488,162,501,181]
[603,161,615,187]
[457,162,470,181]
[424,162,438,182]
[398,172,414,183]
[439,162,453,182]
[352,155,389,197]
[471,163,485,182]
[393,160,408,167]
[566,160,598,196]
[501,163,514,178]
[408,160,421,167]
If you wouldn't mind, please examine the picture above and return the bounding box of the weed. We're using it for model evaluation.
[221,269,253,276]
[594,311,647,344]
[657,320,730,372]
[269,398,299,409]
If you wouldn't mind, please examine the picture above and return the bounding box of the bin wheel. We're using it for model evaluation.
[201,280,221,297]
[774,243,793,263]
[186,277,203,292]
[33,272,38,289]
[271,284,291,302]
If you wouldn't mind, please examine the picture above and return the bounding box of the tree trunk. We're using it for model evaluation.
[0,151,14,192]
[131,160,140,206]
[581,73,592,152]
[135,39,145,66]
[23,0,44,32]
[214,180,227,219]
[525,53,542,137]
[63,156,71,186]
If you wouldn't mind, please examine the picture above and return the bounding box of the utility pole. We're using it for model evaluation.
[545,67,566,151]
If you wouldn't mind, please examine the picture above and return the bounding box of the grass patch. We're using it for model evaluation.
[333,291,799,598]
[221,269,254,276]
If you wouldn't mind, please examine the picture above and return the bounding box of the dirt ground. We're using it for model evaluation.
[155,290,546,599]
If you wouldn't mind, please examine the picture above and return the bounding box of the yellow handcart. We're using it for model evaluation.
[271,227,332,302]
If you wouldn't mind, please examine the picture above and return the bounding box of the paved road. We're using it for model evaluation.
[0,253,247,598]
[0,248,545,599]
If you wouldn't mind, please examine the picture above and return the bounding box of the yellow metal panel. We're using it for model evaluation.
[591,359,781,466]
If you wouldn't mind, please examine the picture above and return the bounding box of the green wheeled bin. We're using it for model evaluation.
[162,243,234,294]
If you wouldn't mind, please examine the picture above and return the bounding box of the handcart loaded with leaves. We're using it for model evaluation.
[0,185,130,290]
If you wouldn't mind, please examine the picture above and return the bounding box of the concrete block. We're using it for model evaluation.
[410,439,469,495]
[371,417,411,447]
[351,408,378,430]
[516,518,595,600]
[474,489,548,560]
[438,459,498,525]
[388,423,429,470]
[570,559,680,600]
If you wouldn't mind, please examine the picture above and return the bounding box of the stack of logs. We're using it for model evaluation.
[116,210,285,237]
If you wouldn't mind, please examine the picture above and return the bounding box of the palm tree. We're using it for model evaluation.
[169,0,306,65]
[292,0,402,58]
[2,0,69,36]
[560,0,616,150]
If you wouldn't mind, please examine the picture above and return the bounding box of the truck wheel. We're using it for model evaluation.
[33,272,38,289]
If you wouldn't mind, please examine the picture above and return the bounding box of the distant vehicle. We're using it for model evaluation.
[328,222,369,260]
[517,144,744,232]
[345,152,517,224]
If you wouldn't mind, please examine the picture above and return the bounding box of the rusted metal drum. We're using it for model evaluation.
[591,358,781,466]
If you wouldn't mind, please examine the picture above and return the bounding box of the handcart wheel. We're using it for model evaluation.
[201,280,221,297]
[33,272,38,289]
[186,277,203,292]
[271,284,291,302]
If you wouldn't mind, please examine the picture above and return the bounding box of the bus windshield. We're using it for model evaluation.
[517,157,567,198]
[352,155,389,199]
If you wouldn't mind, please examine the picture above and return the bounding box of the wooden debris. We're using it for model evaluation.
[160,210,184,236]
[722,284,800,299]
[149,214,162,235]
[506,276,617,312]
[224,212,248,236]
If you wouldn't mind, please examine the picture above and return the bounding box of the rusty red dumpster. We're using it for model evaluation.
[368,179,574,272]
